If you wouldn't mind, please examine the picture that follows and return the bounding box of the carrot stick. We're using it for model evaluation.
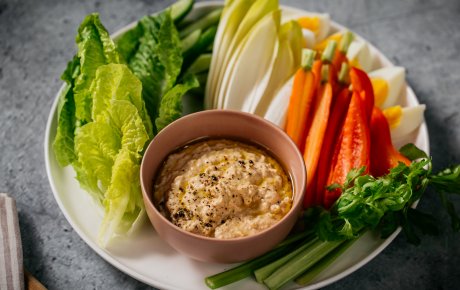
[302,83,333,208]
[314,88,351,205]
[285,50,316,149]
[285,69,306,138]
[331,31,353,72]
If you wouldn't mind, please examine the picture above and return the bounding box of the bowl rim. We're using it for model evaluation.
[140,109,307,243]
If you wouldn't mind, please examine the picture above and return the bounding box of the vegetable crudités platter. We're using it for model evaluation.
[44,0,460,289]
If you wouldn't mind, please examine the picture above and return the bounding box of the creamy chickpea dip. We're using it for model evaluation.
[153,139,293,239]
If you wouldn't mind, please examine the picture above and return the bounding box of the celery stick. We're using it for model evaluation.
[204,231,313,289]
[263,239,343,290]
[254,237,318,283]
[295,238,357,285]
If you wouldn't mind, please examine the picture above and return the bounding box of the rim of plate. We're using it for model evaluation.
[44,1,430,290]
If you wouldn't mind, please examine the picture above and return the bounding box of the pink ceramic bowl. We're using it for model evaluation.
[140,110,306,263]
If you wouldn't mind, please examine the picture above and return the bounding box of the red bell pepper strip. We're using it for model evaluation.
[323,92,371,209]
[370,107,411,177]
[314,88,352,206]
[350,67,374,122]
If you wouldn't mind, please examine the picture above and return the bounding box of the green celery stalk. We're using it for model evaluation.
[254,237,318,283]
[204,230,313,289]
[295,238,357,285]
[263,239,343,290]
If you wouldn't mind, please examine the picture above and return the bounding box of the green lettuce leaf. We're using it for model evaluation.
[108,100,150,154]
[53,56,80,166]
[54,14,124,167]
[98,149,144,246]
[74,122,120,202]
[91,64,153,138]
[73,13,122,124]
[116,24,143,62]
[74,100,148,243]
[155,74,199,132]
[121,10,183,132]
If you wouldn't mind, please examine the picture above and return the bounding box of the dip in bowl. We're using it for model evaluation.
[140,110,306,263]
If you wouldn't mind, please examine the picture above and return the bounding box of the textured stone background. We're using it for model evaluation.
[1,0,459,289]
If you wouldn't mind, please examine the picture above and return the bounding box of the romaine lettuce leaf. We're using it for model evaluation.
[116,25,143,62]
[74,100,149,243]
[120,10,183,132]
[53,56,80,166]
[54,8,196,247]
[108,100,150,154]
[54,14,123,167]
[73,13,122,124]
[155,74,199,132]
[98,148,143,246]
[74,122,120,202]
[91,64,153,138]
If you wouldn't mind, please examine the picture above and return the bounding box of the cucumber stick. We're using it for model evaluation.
[181,29,201,53]
[171,0,194,23]
[186,53,212,75]
[180,8,223,38]
[183,26,217,69]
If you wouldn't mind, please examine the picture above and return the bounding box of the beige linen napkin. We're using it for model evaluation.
[0,193,25,290]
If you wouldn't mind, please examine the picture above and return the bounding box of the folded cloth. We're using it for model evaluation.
[0,193,24,290]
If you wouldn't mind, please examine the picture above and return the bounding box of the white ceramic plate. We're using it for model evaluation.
[45,2,429,290]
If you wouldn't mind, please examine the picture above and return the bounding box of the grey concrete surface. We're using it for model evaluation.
[1,0,459,289]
